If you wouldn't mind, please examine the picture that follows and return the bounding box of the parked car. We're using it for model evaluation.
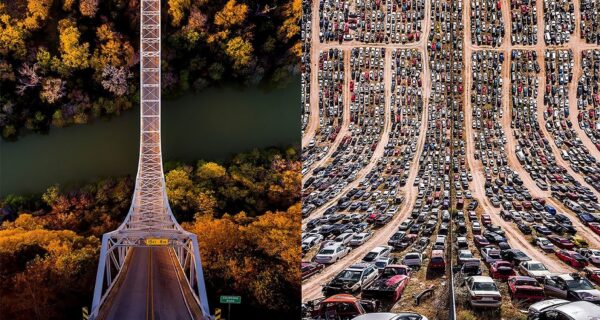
[363,246,393,263]
[519,261,552,281]
[507,276,545,302]
[322,263,379,296]
[465,276,502,308]
[302,261,325,280]
[308,294,376,319]
[527,301,600,320]
[362,266,411,302]
[555,250,589,268]
[352,312,429,320]
[489,260,516,281]
[315,243,351,264]
[542,274,600,303]
[501,249,532,265]
[536,237,556,251]
[402,252,423,270]
[350,232,373,246]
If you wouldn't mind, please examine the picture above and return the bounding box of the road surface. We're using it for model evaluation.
[99,247,201,320]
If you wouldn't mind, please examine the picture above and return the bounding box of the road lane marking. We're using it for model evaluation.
[146,249,151,320]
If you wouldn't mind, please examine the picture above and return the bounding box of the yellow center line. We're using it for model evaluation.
[151,249,155,320]
[146,249,151,320]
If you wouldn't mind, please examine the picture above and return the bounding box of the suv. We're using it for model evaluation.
[322,263,379,296]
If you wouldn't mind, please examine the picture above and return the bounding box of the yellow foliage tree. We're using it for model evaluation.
[79,0,99,17]
[0,15,27,58]
[196,162,227,181]
[56,19,90,72]
[91,24,135,72]
[23,0,53,30]
[225,36,253,69]
[168,0,191,26]
[214,0,248,28]
[166,167,197,211]
[278,0,301,40]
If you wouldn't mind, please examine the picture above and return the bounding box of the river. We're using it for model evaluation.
[0,81,299,196]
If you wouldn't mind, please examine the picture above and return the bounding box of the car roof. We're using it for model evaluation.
[348,263,372,270]
[470,276,494,282]
[554,301,600,319]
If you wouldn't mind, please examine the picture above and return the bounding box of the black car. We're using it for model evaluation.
[501,249,532,265]
[483,230,506,243]
[517,222,532,235]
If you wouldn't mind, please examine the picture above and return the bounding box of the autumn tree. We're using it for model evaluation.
[166,167,197,212]
[40,78,65,104]
[168,0,191,26]
[225,36,253,70]
[0,14,27,58]
[79,0,99,17]
[214,0,248,28]
[23,0,53,30]
[91,24,135,72]
[54,19,90,73]
[279,0,302,41]
[101,65,130,96]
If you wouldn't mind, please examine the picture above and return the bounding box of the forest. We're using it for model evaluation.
[0,147,301,319]
[0,0,301,139]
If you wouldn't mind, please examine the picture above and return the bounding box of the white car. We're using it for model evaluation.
[352,313,429,320]
[581,249,600,264]
[350,232,373,246]
[314,244,351,264]
[334,232,356,246]
[465,276,502,308]
[536,237,555,251]
[518,260,551,280]
[363,246,393,263]
[402,252,423,269]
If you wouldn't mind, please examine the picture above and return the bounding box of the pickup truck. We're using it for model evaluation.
[362,265,412,302]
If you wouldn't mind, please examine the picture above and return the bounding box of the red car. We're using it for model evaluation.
[481,214,492,226]
[473,235,490,247]
[589,222,600,235]
[507,276,545,302]
[490,260,516,281]
[548,235,575,250]
[556,250,589,268]
[302,262,325,280]
[362,267,410,302]
[585,268,600,286]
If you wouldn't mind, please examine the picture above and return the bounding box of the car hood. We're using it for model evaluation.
[327,278,359,288]
[572,289,600,301]
[471,290,500,297]
[528,270,551,277]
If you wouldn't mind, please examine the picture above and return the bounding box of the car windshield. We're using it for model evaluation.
[515,279,539,287]
[514,251,526,258]
[528,263,547,271]
[375,261,387,268]
[566,278,595,290]
[320,249,334,255]
[473,282,498,291]
[337,270,362,281]
[364,253,377,261]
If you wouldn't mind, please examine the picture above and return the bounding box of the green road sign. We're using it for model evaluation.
[220,295,241,304]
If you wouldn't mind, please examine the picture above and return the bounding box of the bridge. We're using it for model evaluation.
[90,1,211,319]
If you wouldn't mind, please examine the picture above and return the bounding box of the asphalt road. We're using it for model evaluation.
[100,247,196,320]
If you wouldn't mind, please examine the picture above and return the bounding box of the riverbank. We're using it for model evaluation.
[0,81,299,196]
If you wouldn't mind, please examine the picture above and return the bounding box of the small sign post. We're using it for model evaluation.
[219,295,241,320]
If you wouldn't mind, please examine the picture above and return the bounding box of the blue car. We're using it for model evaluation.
[545,205,556,215]
[578,212,596,225]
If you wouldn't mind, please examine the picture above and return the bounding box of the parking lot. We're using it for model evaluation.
[302,0,600,318]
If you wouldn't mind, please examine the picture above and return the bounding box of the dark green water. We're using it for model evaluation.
[0,81,299,196]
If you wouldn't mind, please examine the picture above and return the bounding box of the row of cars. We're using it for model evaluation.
[304,47,385,216]
[302,48,344,181]
[580,0,600,44]
[470,0,505,47]
[510,0,538,45]
[542,0,574,45]
[318,0,425,43]
[301,0,312,135]
[576,50,600,154]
